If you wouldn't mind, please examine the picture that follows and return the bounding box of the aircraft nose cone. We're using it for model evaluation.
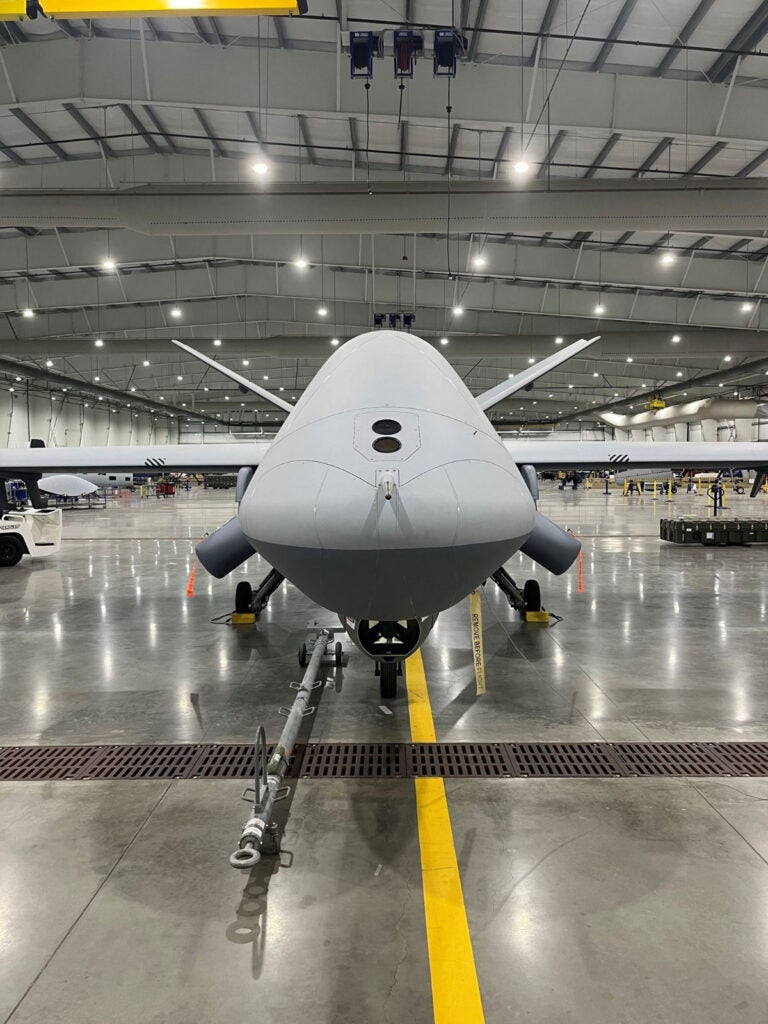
[239,459,535,619]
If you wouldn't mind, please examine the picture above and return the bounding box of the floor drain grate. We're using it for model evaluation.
[410,742,512,777]
[2,741,768,782]
[508,742,623,777]
[0,745,104,781]
[83,744,205,780]
[612,742,726,777]
[300,743,404,778]
[710,743,768,776]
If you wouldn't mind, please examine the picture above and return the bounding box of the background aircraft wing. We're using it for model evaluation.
[503,439,768,469]
[0,442,271,474]
[171,340,294,413]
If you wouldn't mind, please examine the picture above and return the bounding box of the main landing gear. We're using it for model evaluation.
[491,566,547,620]
[233,568,285,619]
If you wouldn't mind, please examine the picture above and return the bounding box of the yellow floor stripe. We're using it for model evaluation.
[406,651,485,1024]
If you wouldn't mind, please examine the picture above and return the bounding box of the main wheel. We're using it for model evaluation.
[379,660,397,699]
[0,536,23,567]
[523,579,541,612]
[235,580,253,613]
[334,641,343,666]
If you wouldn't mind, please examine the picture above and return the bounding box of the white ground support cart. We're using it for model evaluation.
[0,508,63,566]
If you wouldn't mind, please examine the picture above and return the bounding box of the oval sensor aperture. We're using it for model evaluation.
[372,418,402,435]
[372,437,402,453]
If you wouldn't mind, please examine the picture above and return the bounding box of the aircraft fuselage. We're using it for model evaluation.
[237,331,536,653]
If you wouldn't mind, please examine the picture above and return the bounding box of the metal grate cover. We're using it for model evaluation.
[300,742,404,778]
[613,742,726,777]
[508,742,623,778]
[3,741,768,782]
[410,742,512,777]
[0,744,104,781]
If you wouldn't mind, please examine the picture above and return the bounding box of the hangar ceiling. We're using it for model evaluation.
[1,0,768,429]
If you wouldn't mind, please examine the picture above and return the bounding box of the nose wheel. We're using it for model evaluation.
[376,659,399,699]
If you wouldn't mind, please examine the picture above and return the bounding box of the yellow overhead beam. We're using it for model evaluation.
[0,0,305,18]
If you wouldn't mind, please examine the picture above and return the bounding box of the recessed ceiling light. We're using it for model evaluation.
[741,301,754,312]
[160,395,164,400]
[512,159,530,175]
[592,372,598,377]
[555,336,564,345]
[528,357,535,364]
[294,256,308,269]
[594,304,605,315]
[242,359,249,366]
[671,334,681,342]
[440,337,449,346]
[724,355,732,362]
[331,337,340,346]
[213,339,222,347]
[719,382,724,387]
[143,359,150,366]
[170,306,182,318]
[177,374,183,380]
[94,375,100,382]
[568,384,574,389]
[251,160,269,176]
[317,306,328,317]
[660,251,676,265]
[131,386,136,392]
[21,307,34,318]
[626,356,633,363]
[101,258,116,272]
[452,305,463,316]
[472,254,486,268]
[225,395,230,400]
[46,359,53,367]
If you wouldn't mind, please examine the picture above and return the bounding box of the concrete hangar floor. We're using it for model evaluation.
[1,483,768,1024]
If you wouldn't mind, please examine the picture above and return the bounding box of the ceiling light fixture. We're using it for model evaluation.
[251,160,269,176]
[294,256,308,269]
[331,337,340,347]
[512,158,530,175]
[440,337,449,346]
[741,301,754,312]
[555,336,564,345]
[594,303,605,315]
[21,307,34,318]
[101,258,116,272]
[671,334,681,343]
[317,306,328,317]
[452,305,463,316]
[94,338,104,347]
[472,254,486,269]
[143,359,150,367]
[213,339,222,347]
[170,306,182,319]
[660,251,676,265]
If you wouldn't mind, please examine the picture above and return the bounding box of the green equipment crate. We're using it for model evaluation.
[660,518,768,546]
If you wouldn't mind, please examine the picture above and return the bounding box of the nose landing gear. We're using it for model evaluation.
[375,659,402,699]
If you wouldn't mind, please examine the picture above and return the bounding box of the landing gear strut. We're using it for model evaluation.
[492,566,543,617]
[234,568,285,617]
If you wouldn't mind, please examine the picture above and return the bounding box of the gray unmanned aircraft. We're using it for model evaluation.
[1,329,767,698]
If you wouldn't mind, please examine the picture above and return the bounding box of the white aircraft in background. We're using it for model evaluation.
[0,330,766,696]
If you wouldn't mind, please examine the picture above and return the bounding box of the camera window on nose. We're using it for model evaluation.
[372,419,402,436]
[372,437,402,453]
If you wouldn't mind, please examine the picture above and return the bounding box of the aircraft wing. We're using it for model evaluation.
[0,441,272,474]
[503,440,768,470]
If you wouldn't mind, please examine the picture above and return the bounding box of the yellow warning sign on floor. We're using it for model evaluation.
[1,0,304,20]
